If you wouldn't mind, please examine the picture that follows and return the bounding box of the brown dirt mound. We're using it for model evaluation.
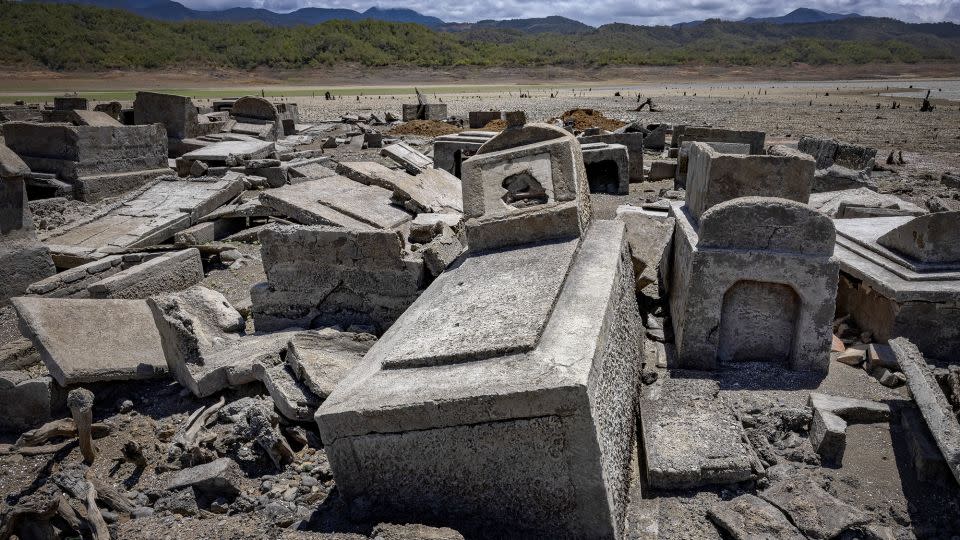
[482,119,507,131]
[557,108,626,131]
[388,120,461,137]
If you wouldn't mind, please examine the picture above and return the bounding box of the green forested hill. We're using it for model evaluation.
[1,2,958,70]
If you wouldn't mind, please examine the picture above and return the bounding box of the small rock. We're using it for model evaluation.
[132,507,154,519]
[836,347,866,366]
[831,334,845,353]
[166,457,243,497]
[189,160,209,178]
[118,399,134,413]
[220,249,242,264]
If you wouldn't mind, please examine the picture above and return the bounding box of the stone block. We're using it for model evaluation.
[675,141,750,189]
[798,136,877,170]
[0,372,63,432]
[252,225,424,333]
[614,205,674,290]
[13,297,167,385]
[432,132,495,178]
[381,141,433,173]
[647,160,676,180]
[581,142,630,194]
[676,127,765,155]
[335,161,462,213]
[134,92,226,141]
[259,176,412,230]
[668,198,838,371]
[315,221,641,538]
[69,109,122,127]
[685,143,814,223]
[181,140,275,166]
[810,408,847,464]
[460,123,591,252]
[87,248,203,299]
[580,132,644,181]
[0,240,56,304]
[166,458,243,497]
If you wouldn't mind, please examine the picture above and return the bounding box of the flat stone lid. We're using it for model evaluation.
[182,140,274,161]
[834,218,960,279]
[379,238,579,369]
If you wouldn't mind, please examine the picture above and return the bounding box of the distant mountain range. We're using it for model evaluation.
[27,2,871,31]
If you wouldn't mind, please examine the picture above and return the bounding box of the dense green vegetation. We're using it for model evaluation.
[1,2,958,70]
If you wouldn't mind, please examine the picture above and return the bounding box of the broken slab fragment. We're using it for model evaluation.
[891,337,960,486]
[87,248,204,299]
[708,494,805,540]
[676,127,766,155]
[335,161,463,213]
[641,377,755,489]
[181,139,275,167]
[381,141,433,173]
[315,220,641,538]
[615,205,674,291]
[807,392,890,423]
[259,176,412,230]
[0,372,63,432]
[13,297,167,386]
[798,136,877,170]
[166,457,243,497]
[876,211,960,265]
[810,408,847,465]
[252,225,424,333]
[760,480,871,539]
[285,329,376,399]
[809,188,926,219]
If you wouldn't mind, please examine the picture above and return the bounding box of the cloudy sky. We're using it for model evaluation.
[175,0,960,25]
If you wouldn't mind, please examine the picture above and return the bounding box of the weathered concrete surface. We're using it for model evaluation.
[808,392,890,423]
[675,140,751,189]
[833,217,960,361]
[676,127,766,155]
[69,109,122,127]
[231,96,283,141]
[335,161,463,213]
[810,408,847,464]
[316,220,641,538]
[382,141,433,172]
[668,198,838,371]
[87,248,204,299]
[2,121,170,201]
[809,188,926,219]
[708,494,805,540]
[13,297,167,385]
[581,142,630,194]
[798,136,877,170]
[615,205,674,291]
[877,211,960,264]
[641,377,755,489]
[285,329,376,399]
[260,176,412,230]
[891,337,960,486]
[43,176,244,261]
[580,132,644,182]
[760,479,871,539]
[134,92,226,141]
[461,123,592,252]
[686,142,814,222]
[252,225,423,333]
[0,372,63,432]
[433,132,495,178]
[182,140,275,165]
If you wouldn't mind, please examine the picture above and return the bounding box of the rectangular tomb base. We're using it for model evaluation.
[316,220,642,538]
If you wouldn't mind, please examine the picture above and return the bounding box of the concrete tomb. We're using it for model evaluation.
[675,126,766,155]
[2,121,170,201]
[133,92,228,154]
[316,123,642,538]
[0,143,56,304]
[580,142,630,194]
[259,175,413,230]
[433,131,496,178]
[674,141,750,189]
[230,96,287,140]
[580,132,644,182]
[833,212,960,361]
[666,144,835,371]
[252,225,425,333]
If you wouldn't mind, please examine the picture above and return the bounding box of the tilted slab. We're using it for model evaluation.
[182,140,274,163]
[13,297,167,385]
[43,177,243,257]
[378,237,578,369]
[835,217,960,277]
[259,176,412,230]
[336,161,463,213]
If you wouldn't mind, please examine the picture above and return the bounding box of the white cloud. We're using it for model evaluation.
[176,0,960,24]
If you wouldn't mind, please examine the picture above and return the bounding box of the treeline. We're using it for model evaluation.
[0,3,958,70]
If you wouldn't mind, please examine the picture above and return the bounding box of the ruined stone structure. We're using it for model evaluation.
[581,141,630,194]
[433,131,495,178]
[133,92,228,155]
[0,144,56,304]
[316,123,642,538]
[834,212,960,361]
[2,121,169,201]
[580,131,644,182]
[667,143,836,372]
[675,126,766,154]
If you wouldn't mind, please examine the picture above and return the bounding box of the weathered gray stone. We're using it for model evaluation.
[335,161,463,213]
[461,123,591,252]
[581,142,630,194]
[668,198,838,371]
[69,109,122,127]
[760,480,871,539]
[371,523,464,540]
[798,136,877,170]
[900,405,953,485]
[166,458,243,497]
[401,103,447,122]
[685,143,814,222]
[877,211,960,264]
[675,140,751,188]
[259,176,412,230]
[433,131,495,178]
[134,92,227,141]
[43,176,243,261]
[285,329,376,399]
[580,132,644,182]
[381,141,433,173]
[810,408,847,464]
[708,494,805,540]
[891,337,960,486]
[615,205,674,291]
[87,248,203,299]
[833,216,960,361]
[647,160,677,180]
[2,121,170,201]
[252,225,424,333]
[812,164,876,192]
[807,392,891,423]
[315,220,641,538]
[0,372,62,432]
[641,377,754,488]
[231,96,283,141]
[809,188,926,219]
[676,127,766,155]
[13,297,167,385]
[181,140,275,166]
[419,226,464,276]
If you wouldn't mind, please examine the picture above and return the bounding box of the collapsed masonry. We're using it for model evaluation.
[316,122,642,538]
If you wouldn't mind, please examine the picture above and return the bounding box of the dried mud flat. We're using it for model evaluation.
[2,71,960,540]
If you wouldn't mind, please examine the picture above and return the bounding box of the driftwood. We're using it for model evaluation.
[84,473,111,540]
[15,418,111,448]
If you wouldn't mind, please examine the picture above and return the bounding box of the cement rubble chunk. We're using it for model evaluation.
[259,176,412,230]
[87,248,204,299]
[891,337,960,486]
[807,392,891,423]
[809,408,847,464]
[615,205,674,290]
[707,494,805,540]
[13,297,167,386]
[336,161,463,213]
[166,458,243,497]
[760,480,871,539]
[285,329,376,399]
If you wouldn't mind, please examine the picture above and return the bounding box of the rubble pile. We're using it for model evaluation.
[1,89,959,540]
